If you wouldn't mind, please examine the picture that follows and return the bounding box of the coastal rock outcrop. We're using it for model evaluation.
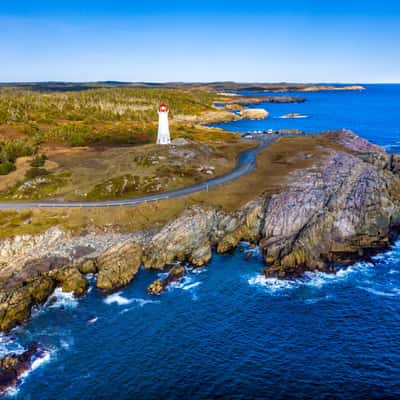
[147,265,186,295]
[261,130,400,277]
[0,343,45,395]
[78,259,98,275]
[278,113,308,119]
[0,276,55,332]
[96,240,142,292]
[142,207,222,269]
[49,266,88,297]
[1,129,400,331]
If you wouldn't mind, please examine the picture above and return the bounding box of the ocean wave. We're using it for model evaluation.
[168,275,202,291]
[46,288,79,309]
[103,292,133,306]
[132,298,161,307]
[248,261,375,294]
[60,338,74,350]
[189,266,208,275]
[24,350,51,376]
[118,298,160,315]
[5,348,53,397]
[86,316,98,325]
[357,286,399,297]
[104,293,161,309]
[304,295,333,305]
[182,282,202,291]
[357,286,400,297]
[0,334,25,358]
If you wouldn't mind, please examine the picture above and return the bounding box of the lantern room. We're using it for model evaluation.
[159,103,168,113]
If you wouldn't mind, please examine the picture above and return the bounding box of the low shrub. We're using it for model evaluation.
[0,161,16,175]
[30,154,47,167]
[25,167,49,180]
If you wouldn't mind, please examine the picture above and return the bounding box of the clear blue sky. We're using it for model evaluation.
[1,0,400,83]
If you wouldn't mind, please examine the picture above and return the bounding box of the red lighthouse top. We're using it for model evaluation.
[159,103,168,112]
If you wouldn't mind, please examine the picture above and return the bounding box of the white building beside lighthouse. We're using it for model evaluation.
[157,103,171,145]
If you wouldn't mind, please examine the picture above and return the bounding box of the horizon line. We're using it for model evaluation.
[1,80,400,85]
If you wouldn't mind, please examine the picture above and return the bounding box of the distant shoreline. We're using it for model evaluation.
[0,81,366,93]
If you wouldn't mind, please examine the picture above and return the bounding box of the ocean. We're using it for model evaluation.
[2,84,400,399]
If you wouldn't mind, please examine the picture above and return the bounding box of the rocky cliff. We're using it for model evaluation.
[0,129,399,332]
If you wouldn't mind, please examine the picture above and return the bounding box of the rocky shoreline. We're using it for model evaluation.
[0,130,400,334]
[0,342,46,395]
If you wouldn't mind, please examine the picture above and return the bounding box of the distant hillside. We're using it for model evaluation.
[0,81,365,93]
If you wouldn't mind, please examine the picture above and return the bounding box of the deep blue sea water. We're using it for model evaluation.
[2,85,400,399]
[213,84,400,153]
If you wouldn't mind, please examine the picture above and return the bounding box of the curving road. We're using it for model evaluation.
[0,136,277,209]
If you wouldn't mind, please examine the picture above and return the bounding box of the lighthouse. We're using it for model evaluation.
[157,103,171,145]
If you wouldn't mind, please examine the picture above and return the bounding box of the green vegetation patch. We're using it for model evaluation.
[30,154,47,168]
[87,174,166,200]
[0,210,64,240]
[0,87,218,146]
[0,139,35,175]
[0,172,71,200]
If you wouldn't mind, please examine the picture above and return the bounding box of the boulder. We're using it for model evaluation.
[96,240,142,292]
[0,277,55,332]
[142,207,223,269]
[50,266,88,297]
[0,343,44,395]
[78,259,98,274]
[147,265,186,295]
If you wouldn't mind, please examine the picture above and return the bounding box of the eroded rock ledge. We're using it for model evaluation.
[1,129,400,331]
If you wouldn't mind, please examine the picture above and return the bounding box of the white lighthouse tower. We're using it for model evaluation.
[157,103,171,145]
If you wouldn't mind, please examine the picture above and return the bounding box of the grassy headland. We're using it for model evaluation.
[0,82,358,239]
[0,133,350,239]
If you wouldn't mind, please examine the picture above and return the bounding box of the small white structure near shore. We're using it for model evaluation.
[157,103,171,145]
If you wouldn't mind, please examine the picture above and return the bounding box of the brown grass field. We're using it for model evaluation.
[0,134,347,239]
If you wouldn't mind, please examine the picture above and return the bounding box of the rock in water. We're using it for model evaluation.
[49,266,88,297]
[96,240,142,292]
[0,343,44,395]
[0,277,55,332]
[147,265,186,295]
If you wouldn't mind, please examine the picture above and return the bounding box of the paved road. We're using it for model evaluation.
[0,136,277,209]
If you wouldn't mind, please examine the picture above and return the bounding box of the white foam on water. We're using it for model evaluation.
[103,292,132,306]
[26,350,51,375]
[118,298,160,314]
[182,282,202,291]
[86,317,98,325]
[191,267,208,275]
[47,288,78,309]
[6,349,53,397]
[357,286,400,297]
[168,275,194,291]
[304,296,332,305]
[247,275,295,293]
[0,334,25,358]
[132,298,160,307]
[60,339,73,350]
[248,261,376,294]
